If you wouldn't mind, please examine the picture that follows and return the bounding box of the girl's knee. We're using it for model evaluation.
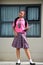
[16,48,20,50]
[24,48,28,50]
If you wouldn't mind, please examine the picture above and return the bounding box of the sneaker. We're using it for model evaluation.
[16,63,20,65]
[30,62,35,65]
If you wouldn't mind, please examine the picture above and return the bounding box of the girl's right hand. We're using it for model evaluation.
[15,32,18,37]
[14,30,18,37]
[13,28,18,37]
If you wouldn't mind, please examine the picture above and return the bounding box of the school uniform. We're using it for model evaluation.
[12,17,29,49]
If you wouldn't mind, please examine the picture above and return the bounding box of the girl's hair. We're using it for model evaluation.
[19,10,26,14]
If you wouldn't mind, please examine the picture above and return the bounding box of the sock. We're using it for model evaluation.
[30,59,34,63]
[17,59,20,63]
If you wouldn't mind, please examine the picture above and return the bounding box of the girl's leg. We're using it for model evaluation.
[24,48,31,60]
[16,48,20,63]
[24,48,35,64]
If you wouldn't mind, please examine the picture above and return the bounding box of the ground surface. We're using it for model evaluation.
[0,62,43,65]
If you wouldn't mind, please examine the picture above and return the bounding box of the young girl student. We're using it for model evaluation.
[12,10,35,65]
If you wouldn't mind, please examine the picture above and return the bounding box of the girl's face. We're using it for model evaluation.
[19,11,25,18]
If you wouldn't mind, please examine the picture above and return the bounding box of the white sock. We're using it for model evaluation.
[17,59,20,63]
[30,59,34,63]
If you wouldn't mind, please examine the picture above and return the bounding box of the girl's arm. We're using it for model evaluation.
[24,22,29,31]
[25,22,29,30]
[12,22,18,36]
[13,29,18,36]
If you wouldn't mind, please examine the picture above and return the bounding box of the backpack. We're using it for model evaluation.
[13,17,27,29]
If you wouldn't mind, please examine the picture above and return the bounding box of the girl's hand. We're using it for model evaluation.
[24,27,29,31]
[15,32,18,36]
[25,27,29,30]
[13,30,18,37]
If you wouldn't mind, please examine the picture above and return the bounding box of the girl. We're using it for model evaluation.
[12,11,35,65]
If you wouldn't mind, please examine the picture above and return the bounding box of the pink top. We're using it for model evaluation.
[12,17,28,35]
[15,18,25,33]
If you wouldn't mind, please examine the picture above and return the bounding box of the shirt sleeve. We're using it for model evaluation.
[12,18,17,29]
[12,17,19,29]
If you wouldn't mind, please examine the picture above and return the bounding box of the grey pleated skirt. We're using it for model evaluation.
[12,33,29,49]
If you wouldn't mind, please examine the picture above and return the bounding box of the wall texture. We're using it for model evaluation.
[0,0,43,62]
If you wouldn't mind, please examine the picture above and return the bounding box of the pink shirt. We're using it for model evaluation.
[15,18,25,33]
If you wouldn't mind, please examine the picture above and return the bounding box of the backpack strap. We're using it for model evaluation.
[13,17,19,28]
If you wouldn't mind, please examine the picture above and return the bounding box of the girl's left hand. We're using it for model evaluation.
[24,27,29,31]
